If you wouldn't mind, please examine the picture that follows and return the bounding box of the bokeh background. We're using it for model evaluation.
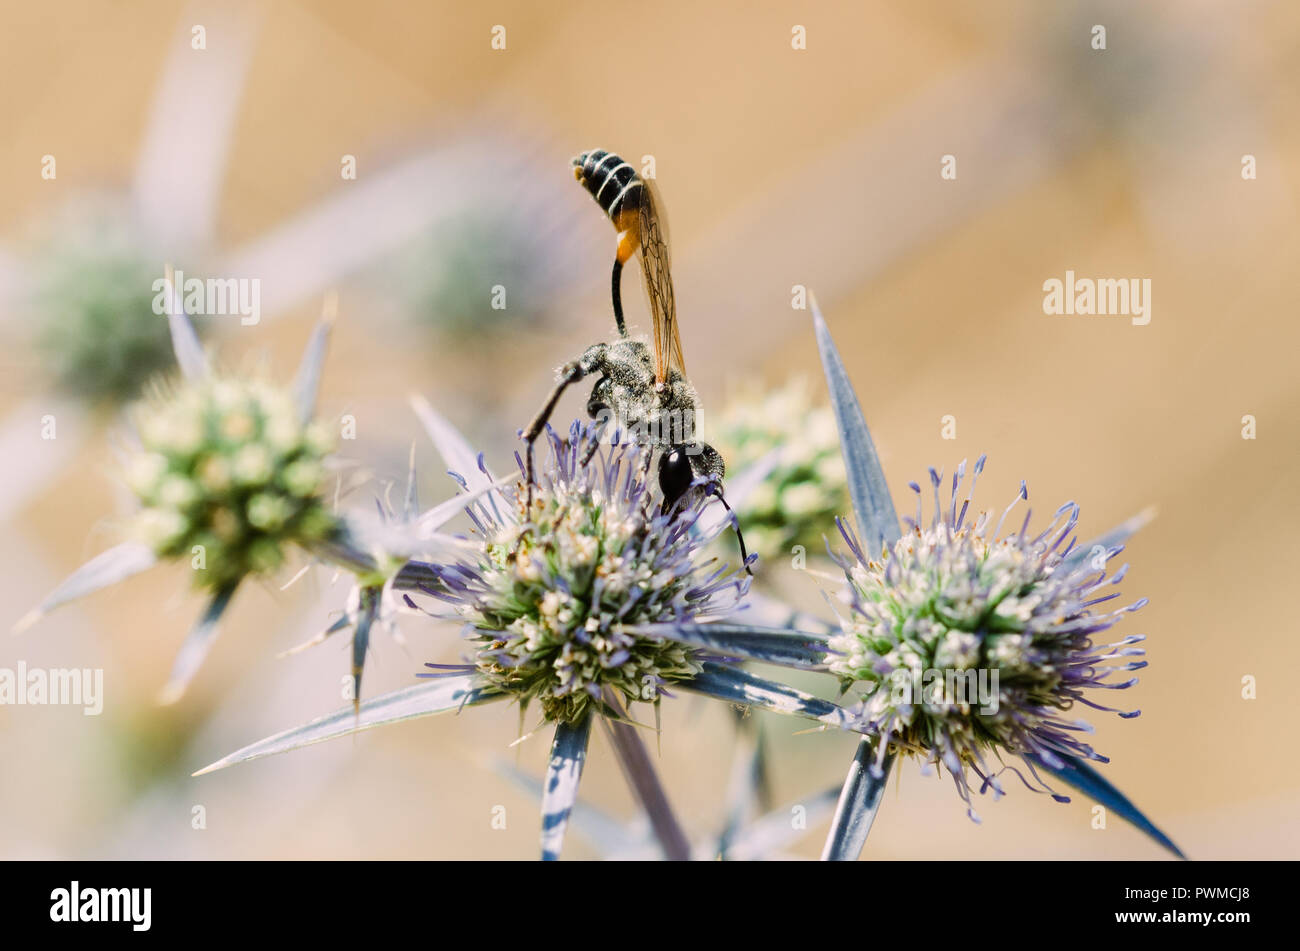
[1,0,1297,859]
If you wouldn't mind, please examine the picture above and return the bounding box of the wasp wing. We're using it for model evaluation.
[637,177,685,386]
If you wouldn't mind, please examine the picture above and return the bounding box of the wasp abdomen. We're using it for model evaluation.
[574,150,645,228]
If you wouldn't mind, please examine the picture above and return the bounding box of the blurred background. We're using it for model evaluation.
[1,0,1297,859]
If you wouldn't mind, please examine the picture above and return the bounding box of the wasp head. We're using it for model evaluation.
[658,442,724,511]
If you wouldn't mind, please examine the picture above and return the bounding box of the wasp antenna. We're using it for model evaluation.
[711,488,754,577]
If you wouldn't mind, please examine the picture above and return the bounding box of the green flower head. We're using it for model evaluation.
[126,375,339,590]
[828,456,1148,819]
[713,378,848,561]
[30,204,187,405]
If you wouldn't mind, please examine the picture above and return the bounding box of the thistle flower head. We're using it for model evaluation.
[30,202,183,404]
[423,422,748,724]
[827,455,1149,817]
[125,374,339,590]
[402,210,549,338]
[713,378,848,560]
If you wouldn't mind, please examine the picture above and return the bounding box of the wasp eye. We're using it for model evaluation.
[658,448,695,508]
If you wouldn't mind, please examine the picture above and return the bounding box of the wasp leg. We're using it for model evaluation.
[634,443,657,517]
[579,413,611,468]
[522,360,588,514]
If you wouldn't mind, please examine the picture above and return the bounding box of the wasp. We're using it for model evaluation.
[519,148,750,569]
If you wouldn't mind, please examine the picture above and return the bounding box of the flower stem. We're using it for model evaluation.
[600,692,691,861]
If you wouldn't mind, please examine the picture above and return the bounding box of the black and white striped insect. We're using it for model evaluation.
[570,149,682,370]
[518,149,751,571]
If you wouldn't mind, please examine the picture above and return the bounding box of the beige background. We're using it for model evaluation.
[0,0,1297,859]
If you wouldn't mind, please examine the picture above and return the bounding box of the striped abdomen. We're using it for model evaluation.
[573,150,645,238]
